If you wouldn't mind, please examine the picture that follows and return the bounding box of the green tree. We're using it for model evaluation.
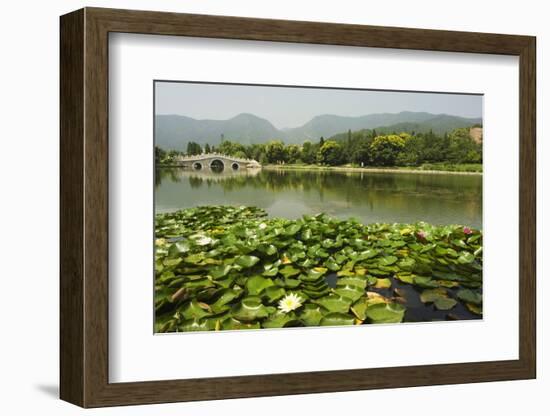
[204,143,211,153]
[370,134,407,166]
[301,141,316,164]
[265,140,287,164]
[155,146,166,164]
[350,139,371,165]
[186,141,202,155]
[259,153,268,165]
[286,144,301,163]
[218,140,245,156]
[317,140,344,165]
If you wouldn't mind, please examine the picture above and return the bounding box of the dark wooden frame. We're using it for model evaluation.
[60,7,536,408]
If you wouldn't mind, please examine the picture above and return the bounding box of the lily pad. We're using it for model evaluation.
[366,303,406,324]
[245,275,274,295]
[298,304,325,326]
[433,297,458,310]
[279,265,301,278]
[235,255,260,268]
[314,295,352,313]
[319,312,355,326]
[457,289,482,305]
[373,278,392,289]
[231,296,271,321]
[262,311,300,328]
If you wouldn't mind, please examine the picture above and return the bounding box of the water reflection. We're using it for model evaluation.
[155,168,482,228]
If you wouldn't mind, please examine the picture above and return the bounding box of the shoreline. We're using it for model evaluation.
[157,164,482,175]
[262,165,482,175]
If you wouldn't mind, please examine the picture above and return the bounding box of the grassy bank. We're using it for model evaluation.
[263,163,482,175]
[155,205,483,332]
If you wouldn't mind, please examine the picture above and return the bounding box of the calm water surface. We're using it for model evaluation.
[155,168,482,229]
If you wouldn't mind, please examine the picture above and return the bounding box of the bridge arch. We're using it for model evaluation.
[231,162,239,170]
[193,162,203,170]
[209,159,225,172]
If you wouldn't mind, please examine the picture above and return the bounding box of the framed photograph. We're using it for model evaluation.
[60,7,536,408]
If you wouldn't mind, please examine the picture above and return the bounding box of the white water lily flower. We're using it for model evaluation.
[258,223,267,230]
[278,293,304,313]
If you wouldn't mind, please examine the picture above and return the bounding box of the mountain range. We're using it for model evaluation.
[155,111,482,150]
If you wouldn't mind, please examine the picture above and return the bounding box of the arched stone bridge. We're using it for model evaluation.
[175,153,261,171]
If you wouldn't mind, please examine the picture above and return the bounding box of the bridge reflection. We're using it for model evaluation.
[156,166,262,186]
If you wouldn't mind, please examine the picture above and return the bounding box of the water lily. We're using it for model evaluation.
[258,222,267,230]
[278,293,303,313]
[463,227,473,235]
[416,230,427,240]
[190,233,213,246]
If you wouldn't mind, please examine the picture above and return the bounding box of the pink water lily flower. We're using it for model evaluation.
[463,227,473,235]
[416,230,427,240]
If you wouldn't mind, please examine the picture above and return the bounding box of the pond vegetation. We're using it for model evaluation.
[155,205,482,332]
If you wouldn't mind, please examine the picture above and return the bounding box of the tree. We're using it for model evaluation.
[286,144,301,163]
[319,136,325,147]
[204,143,211,153]
[155,146,166,164]
[218,140,245,156]
[186,141,202,155]
[317,140,344,165]
[350,139,371,165]
[265,140,287,164]
[259,153,268,165]
[370,134,407,166]
[301,141,316,164]
[234,150,247,159]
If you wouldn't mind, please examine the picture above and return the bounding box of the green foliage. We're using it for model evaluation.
[265,140,287,164]
[317,140,344,165]
[155,205,483,332]
[155,146,182,165]
[369,134,409,166]
[186,141,202,155]
[156,123,482,170]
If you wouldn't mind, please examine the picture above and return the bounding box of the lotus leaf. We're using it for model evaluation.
[457,251,475,264]
[179,318,210,332]
[181,299,212,320]
[210,288,243,313]
[419,288,448,303]
[337,276,367,290]
[155,205,483,332]
[262,311,301,328]
[351,298,368,320]
[298,304,325,326]
[263,286,286,303]
[209,264,232,279]
[374,278,392,289]
[245,275,275,295]
[231,296,272,322]
[319,312,355,326]
[466,303,483,315]
[366,303,406,324]
[433,297,457,310]
[235,255,260,268]
[314,295,352,313]
[457,289,482,305]
[279,265,301,278]
[413,276,439,288]
[221,318,262,330]
[333,286,364,302]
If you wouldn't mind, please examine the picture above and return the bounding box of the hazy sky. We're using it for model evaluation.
[155,81,482,129]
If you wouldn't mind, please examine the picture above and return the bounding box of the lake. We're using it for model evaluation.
[155,168,482,229]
